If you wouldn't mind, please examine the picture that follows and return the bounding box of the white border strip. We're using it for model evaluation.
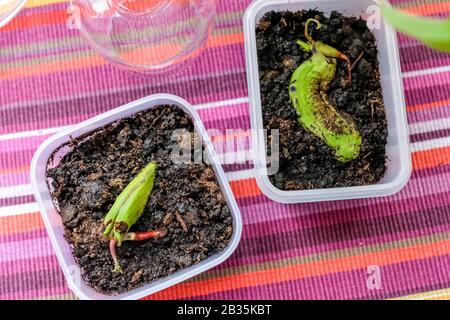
[402,64,450,79]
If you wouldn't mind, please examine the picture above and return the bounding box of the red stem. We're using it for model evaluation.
[126,229,167,241]
[336,52,352,83]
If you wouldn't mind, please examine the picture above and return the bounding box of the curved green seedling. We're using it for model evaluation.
[378,1,450,53]
[289,19,362,162]
[103,161,165,273]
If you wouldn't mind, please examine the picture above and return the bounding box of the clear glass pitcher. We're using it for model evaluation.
[70,0,216,73]
[0,0,27,28]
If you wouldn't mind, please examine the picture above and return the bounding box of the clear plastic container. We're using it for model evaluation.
[244,0,412,204]
[70,0,216,73]
[30,94,243,300]
[0,0,27,28]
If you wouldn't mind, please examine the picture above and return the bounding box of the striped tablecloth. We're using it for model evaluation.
[1,0,449,300]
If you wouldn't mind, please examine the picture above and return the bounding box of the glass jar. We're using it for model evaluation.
[70,0,216,73]
[0,0,27,28]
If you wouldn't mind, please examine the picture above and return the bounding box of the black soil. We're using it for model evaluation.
[47,105,233,295]
[257,10,388,190]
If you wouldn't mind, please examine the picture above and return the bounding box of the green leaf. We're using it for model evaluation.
[297,40,313,52]
[379,2,450,53]
[103,161,157,245]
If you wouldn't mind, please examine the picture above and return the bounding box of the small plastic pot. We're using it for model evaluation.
[244,0,412,204]
[30,94,243,300]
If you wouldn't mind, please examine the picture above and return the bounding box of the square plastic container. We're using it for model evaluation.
[244,0,412,203]
[30,94,243,300]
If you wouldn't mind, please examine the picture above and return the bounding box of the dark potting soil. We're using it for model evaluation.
[257,10,388,190]
[47,105,233,295]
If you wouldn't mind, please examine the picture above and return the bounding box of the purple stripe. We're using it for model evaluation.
[407,104,450,124]
[0,267,68,298]
[400,45,450,72]
[194,255,450,300]
[0,230,48,248]
[410,128,450,143]
[0,149,35,168]
[222,162,253,172]
[0,195,35,207]
[404,82,450,107]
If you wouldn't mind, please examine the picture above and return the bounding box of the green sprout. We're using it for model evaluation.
[378,0,450,53]
[103,161,166,273]
[289,19,362,163]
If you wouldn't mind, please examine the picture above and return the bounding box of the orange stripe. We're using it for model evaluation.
[4,0,196,32]
[0,32,244,81]
[0,212,43,236]
[230,177,262,198]
[2,9,66,32]
[210,130,250,143]
[145,238,450,299]
[403,1,450,16]
[408,99,450,112]
[0,165,30,175]
[412,145,450,171]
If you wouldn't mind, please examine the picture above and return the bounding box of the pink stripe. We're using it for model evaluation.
[0,255,60,277]
[403,71,450,91]
[197,102,249,121]
[407,104,450,124]
[1,149,38,169]
[0,237,54,263]
[0,172,30,188]
[0,135,51,153]
[400,45,450,73]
